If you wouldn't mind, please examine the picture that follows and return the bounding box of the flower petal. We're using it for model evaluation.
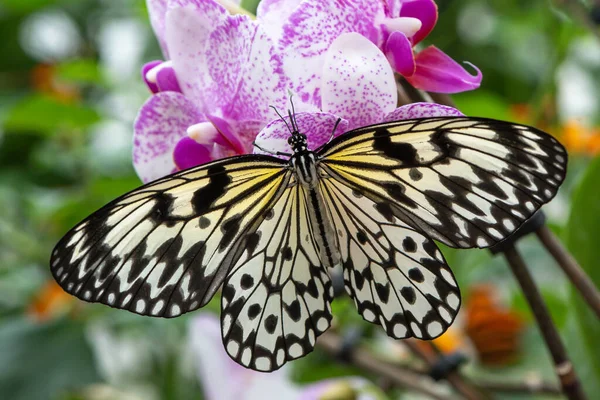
[322,33,397,131]
[256,0,303,43]
[254,112,348,158]
[133,91,205,182]
[385,31,415,77]
[391,0,438,45]
[277,0,385,107]
[156,64,182,92]
[189,313,301,400]
[142,60,162,93]
[147,0,170,56]
[406,46,482,93]
[173,137,212,170]
[384,102,464,121]
[166,9,288,131]
[399,0,438,45]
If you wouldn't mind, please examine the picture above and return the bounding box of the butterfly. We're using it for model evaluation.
[50,115,567,371]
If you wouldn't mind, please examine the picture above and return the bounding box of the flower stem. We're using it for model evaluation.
[536,225,600,319]
[317,331,452,400]
[503,245,588,400]
[403,340,488,400]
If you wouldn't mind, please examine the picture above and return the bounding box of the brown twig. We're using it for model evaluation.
[403,340,488,400]
[395,361,562,396]
[474,379,562,396]
[316,331,453,400]
[503,246,587,400]
[536,225,600,319]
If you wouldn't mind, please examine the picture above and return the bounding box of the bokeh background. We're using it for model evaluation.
[1,0,599,399]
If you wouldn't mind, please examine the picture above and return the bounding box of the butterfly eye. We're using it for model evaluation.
[287,137,294,145]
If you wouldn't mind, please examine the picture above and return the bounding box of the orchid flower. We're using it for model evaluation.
[257,0,482,108]
[189,313,379,400]
[254,33,463,155]
[134,0,310,182]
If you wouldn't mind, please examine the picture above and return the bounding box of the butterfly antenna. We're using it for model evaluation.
[270,105,293,134]
[289,94,299,133]
[288,109,298,133]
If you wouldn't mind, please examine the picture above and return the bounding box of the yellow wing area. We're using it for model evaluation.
[50,155,289,318]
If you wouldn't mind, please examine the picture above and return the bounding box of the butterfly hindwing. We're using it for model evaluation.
[319,117,567,249]
[320,176,459,339]
[221,183,333,371]
[50,155,288,317]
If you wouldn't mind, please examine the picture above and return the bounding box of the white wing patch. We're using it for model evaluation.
[221,184,333,372]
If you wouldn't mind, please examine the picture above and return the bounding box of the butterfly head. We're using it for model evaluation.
[288,131,308,153]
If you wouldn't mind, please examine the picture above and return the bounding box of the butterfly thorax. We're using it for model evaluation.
[290,151,320,189]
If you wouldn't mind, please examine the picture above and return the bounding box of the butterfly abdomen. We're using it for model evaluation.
[292,151,340,268]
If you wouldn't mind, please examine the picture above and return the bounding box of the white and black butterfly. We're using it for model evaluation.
[50,115,567,371]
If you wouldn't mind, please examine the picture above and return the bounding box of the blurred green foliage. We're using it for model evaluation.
[0,0,599,399]
[564,155,600,396]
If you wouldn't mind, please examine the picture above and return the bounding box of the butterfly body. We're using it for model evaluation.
[51,116,567,371]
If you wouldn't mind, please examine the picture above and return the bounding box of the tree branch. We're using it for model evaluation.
[536,225,600,319]
[403,340,488,400]
[316,331,452,400]
[503,246,587,400]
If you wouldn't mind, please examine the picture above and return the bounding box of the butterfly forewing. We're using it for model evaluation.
[50,156,288,317]
[319,117,567,249]
[221,183,333,371]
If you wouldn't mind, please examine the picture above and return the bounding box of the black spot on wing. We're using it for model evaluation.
[192,165,231,213]
[220,214,241,250]
[373,128,419,166]
[248,303,261,319]
[240,274,254,289]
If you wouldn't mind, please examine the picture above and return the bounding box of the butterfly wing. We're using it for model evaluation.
[320,176,459,339]
[50,155,289,317]
[220,182,333,371]
[319,117,567,248]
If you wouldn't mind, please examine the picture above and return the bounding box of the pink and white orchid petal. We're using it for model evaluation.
[277,0,386,107]
[385,31,415,77]
[382,17,422,38]
[153,62,182,92]
[254,112,349,158]
[147,0,170,57]
[256,0,303,43]
[390,0,438,45]
[322,33,397,131]
[166,9,288,132]
[187,121,220,144]
[142,60,162,93]
[207,114,260,155]
[133,91,206,183]
[407,46,482,93]
[173,137,212,170]
[167,0,228,15]
[189,314,302,400]
[384,102,464,121]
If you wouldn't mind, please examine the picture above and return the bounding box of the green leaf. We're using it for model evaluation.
[56,59,106,86]
[563,155,600,397]
[0,317,101,400]
[3,94,100,134]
